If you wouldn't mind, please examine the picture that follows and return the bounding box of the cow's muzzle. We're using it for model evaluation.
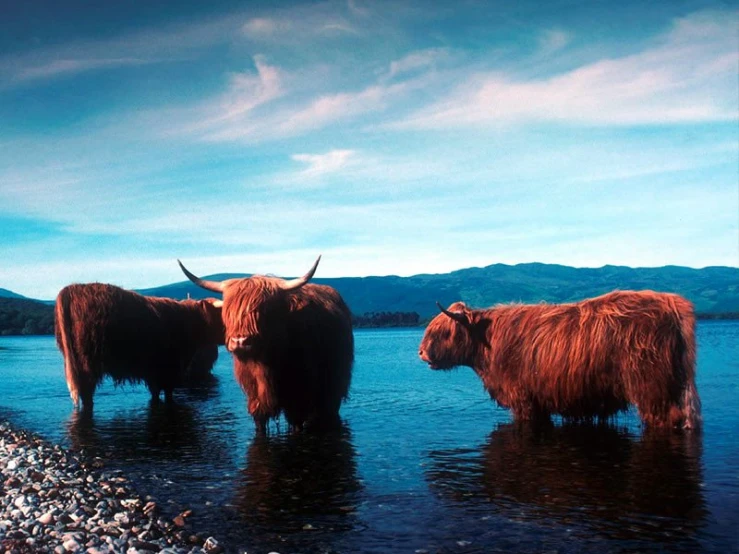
[228,336,254,354]
[419,348,441,369]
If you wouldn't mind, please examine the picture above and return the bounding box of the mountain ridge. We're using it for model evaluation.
[3,262,738,318]
[135,262,739,317]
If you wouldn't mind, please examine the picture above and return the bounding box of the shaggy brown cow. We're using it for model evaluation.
[55,283,224,410]
[178,256,354,432]
[419,290,700,428]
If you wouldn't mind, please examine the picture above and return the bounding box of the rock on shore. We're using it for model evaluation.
[0,421,226,554]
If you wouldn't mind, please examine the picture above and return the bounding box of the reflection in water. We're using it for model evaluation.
[426,423,705,551]
[66,395,221,462]
[232,424,363,552]
[175,373,221,403]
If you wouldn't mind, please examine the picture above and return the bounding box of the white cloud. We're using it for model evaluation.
[347,0,370,17]
[387,48,449,79]
[200,79,413,142]
[291,149,357,177]
[392,10,738,129]
[15,57,152,83]
[538,29,570,56]
[242,17,285,36]
[241,8,357,43]
[197,56,284,126]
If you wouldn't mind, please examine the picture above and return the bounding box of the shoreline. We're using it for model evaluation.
[0,420,225,554]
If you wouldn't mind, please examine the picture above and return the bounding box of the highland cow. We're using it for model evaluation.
[178,256,354,432]
[55,283,224,410]
[418,290,700,428]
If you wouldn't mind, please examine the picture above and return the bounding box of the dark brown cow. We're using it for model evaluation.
[419,290,700,428]
[178,256,354,432]
[55,283,224,410]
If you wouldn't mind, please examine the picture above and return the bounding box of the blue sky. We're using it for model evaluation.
[1,0,737,300]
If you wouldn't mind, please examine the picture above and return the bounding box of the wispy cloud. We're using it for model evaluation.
[386,48,450,79]
[193,56,284,128]
[0,12,243,88]
[538,29,570,56]
[391,10,738,129]
[199,79,412,142]
[14,57,153,83]
[291,149,357,178]
[241,6,358,43]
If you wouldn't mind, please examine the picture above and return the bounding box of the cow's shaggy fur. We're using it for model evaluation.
[181,265,354,433]
[419,290,700,428]
[55,283,224,410]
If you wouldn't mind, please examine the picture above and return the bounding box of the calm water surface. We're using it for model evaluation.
[0,324,737,553]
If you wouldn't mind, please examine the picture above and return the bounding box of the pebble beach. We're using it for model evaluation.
[0,421,226,554]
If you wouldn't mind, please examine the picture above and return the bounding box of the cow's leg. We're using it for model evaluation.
[77,377,95,412]
[626,361,680,428]
[252,413,268,436]
[71,359,97,412]
[147,381,162,403]
[64,358,80,408]
[512,401,550,423]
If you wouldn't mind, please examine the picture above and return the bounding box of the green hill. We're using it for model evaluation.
[0,298,55,336]
[0,288,27,300]
[140,263,739,318]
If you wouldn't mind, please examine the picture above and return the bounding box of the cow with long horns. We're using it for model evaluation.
[419,290,700,428]
[55,283,224,410]
[178,256,354,432]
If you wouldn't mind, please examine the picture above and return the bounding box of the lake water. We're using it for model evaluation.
[0,324,737,553]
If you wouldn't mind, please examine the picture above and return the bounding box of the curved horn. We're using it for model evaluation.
[436,301,469,325]
[281,255,321,291]
[178,260,225,294]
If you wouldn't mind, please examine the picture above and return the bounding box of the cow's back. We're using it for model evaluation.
[287,283,354,364]
[59,284,165,379]
[279,283,354,421]
[483,290,695,419]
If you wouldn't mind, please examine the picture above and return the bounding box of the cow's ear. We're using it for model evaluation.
[470,314,491,344]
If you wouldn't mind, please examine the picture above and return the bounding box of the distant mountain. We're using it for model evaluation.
[0,287,27,300]
[138,263,739,318]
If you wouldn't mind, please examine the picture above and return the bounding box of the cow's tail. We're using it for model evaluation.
[677,300,701,430]
[55,290,80,407]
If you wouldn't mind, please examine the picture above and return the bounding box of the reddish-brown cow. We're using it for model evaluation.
[178,256,354,432]
[419,290,700,428]
[55,283,224,410]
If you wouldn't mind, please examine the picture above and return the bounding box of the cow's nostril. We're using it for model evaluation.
[229,336,249,349]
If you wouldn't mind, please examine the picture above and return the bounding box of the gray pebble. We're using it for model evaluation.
[63,538,82,552]
[0,422,228,554]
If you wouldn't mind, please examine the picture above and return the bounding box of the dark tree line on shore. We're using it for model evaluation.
[1,296,737,336]
[352,311,421,328]
[0,298,423,336]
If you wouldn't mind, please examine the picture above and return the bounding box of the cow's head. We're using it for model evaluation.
[200,298,226,345]
[178,257,320,357]
[179,297,226,346]
[419,301,487,370]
